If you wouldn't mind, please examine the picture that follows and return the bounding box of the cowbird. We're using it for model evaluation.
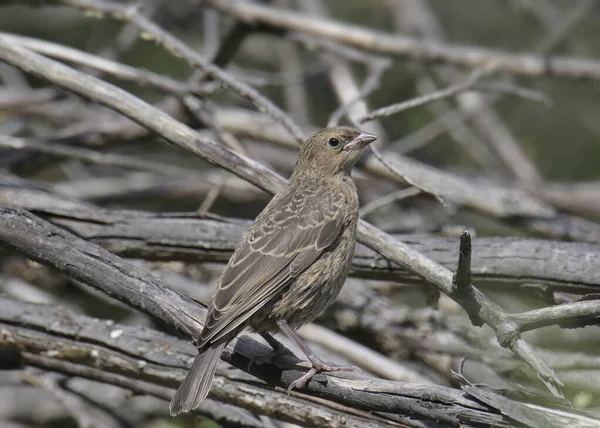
[170,127,377,415]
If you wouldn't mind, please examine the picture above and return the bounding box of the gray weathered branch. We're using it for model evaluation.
[1,182,599,294]
[0,294,570,428]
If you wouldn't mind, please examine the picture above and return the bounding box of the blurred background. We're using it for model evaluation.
[1,1,600,427]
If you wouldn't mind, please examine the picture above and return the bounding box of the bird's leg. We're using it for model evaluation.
[247,332,294,369]
[277,320,358,392]
[260,332,295,358]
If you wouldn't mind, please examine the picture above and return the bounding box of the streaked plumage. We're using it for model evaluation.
[170,127,377,415]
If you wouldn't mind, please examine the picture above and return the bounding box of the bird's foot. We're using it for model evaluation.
[287,359,359,393]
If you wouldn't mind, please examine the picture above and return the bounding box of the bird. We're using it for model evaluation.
[170,127,377,415]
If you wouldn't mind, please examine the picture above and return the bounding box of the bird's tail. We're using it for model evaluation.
[169,342,225,416]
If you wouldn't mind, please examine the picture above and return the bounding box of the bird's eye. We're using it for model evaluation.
[328,137,340,148]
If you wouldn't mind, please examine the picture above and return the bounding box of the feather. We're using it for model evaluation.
[169,342,225,415]
[197,186,344,350]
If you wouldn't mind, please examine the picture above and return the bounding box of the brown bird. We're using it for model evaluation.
[170,127,377,415]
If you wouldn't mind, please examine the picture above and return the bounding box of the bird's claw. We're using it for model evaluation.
[287,361,358,393]
[313,360,360,373]
[287,367,317,393]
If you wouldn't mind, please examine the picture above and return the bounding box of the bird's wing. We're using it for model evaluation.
[198,187,345,347]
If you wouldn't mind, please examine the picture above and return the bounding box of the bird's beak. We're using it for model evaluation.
[343,132,378,152]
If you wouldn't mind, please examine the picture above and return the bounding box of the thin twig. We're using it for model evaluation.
[0,87,58,110]
[61,0,308,143]
[511,300,600,332]
[26,373,124,428]
[471,82,552,106]
[367,144,446,205]
[359,187,421,217]
[391,0,548,185]
[328,60,390,127]
[360,66,494,123]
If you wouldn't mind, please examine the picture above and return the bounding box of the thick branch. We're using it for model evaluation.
[1,184,599,294]
[0,295,532,428]
[0,206,204,337]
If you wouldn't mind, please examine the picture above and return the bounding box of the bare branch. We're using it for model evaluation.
[0,294,558,428]
[512,300,600,332]
[357,221,565,396]
[60,0,308,143]
[328,60,390,127]
[452,231,473,295]
[203,0,600,81]
[0,32,201,95]
[0,135,206,179]
[3,184,598,294]
[366,145,446,205]
[358,187,421,217]
[0,30,573,398]
[360,66,494,123]
[0,36,287,195]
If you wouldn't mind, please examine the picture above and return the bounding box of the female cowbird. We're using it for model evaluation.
[170,127,377,415]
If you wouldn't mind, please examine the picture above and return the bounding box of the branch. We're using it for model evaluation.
[452,231,473,295]
[25,373,126,428]
[359,66,549,123]
[357,222,565,396]
[388,1,543,185]
[0,294,543,428]
[60,0,307,143]
[2,203,597,419]
[512,300,600,332]
[0,87,58,109]
[0,33,566,397]
[2,202,597,398]
[0,206,204,337]
[202,0,600,81]
[0,135,207,179]
[0,32,202,96]
[1,183,599,294]
[0,35,286,195]
[360,66,494,123]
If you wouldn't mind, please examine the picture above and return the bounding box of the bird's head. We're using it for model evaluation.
[294,127,377,177]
